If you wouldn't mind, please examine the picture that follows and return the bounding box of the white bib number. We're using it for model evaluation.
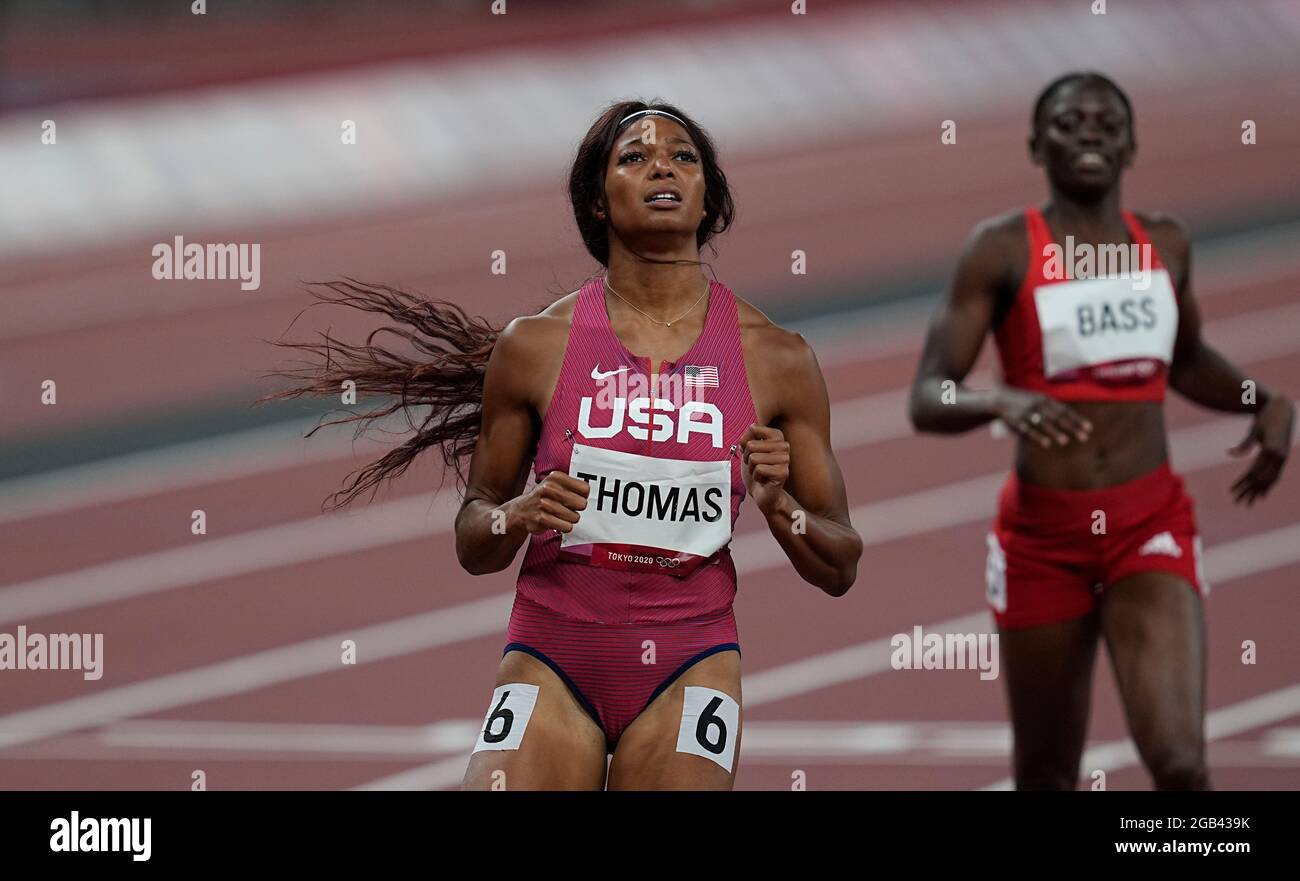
[675,686,740,772]
[561,443,731,558]
[1033,270,1177,380]
[472,683,539,753]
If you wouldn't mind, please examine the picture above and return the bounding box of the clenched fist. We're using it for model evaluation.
[738,423,790,515]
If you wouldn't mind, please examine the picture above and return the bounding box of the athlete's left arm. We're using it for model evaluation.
[741,332,863,596]
[1160,214,1295,503]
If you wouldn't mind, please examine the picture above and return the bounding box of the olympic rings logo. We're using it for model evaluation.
[655,556,681,569]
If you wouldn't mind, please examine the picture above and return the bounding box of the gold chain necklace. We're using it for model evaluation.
[603,276,708,327]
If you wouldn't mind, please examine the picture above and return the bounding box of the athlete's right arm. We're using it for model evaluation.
[908,219,1087,447]
[454,316,589,576]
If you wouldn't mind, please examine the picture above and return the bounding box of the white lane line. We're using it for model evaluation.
[2,398,1295,637]
[1199,525,1300,583]
[1205,686,1300,743]
[0,412,406,527]
[728,414,1300,577]
[0,491,460,626]
[359,520,1300,789]
[741,720,1011,757]
[6,359,1297,628]
[744,520,1300,708]
[358,719,1300,788]
[0,318,1295,765]
[1,719,1010,763]
[0,592,512,751]
[352,721,1015,791]
[94,718,480,756]
[4,254,1299,527]
[743,611,989,709]
[0,380,911,621]
[1261,727,1300,757]
[2,518,1295,778]
[0,719,482,762]
[27,715,1288,771]
[0,506,453,621]
[979,683,1300,790]
[0,291,1294,627]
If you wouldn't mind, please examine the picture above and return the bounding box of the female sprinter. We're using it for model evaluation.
[909,72,1294,790]
[264,100,862,790]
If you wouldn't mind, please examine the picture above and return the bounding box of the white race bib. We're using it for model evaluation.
[1033,270,1177,380]
[676,686,740,772]
[560,443,731,573]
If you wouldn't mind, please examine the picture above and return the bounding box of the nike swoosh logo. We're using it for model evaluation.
[591,364,630,380]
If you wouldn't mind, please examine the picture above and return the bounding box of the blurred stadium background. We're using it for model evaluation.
[2,0,1298,790]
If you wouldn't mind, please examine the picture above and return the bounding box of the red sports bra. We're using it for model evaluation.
[994,206,1179,402]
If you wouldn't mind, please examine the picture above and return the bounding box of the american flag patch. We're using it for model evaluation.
[684,365,719,387]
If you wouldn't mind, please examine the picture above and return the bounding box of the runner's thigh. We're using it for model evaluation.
[462,650,608,791]
[606,649,742,791]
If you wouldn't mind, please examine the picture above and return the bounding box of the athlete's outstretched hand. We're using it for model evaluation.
[1229,392,1295,505]
[995,387,1092,448]
[739,423,790,515]
[505,472,590,535]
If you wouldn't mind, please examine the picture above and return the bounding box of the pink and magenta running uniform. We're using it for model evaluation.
[508,275,756,748]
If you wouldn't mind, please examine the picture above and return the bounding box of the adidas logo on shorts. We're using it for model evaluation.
[1138,530,1183,558]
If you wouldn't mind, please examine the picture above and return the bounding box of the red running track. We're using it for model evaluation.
[1,257,1298,790]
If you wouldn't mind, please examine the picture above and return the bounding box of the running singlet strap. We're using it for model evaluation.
[995,206,1178,402]
[515,277,757,624]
